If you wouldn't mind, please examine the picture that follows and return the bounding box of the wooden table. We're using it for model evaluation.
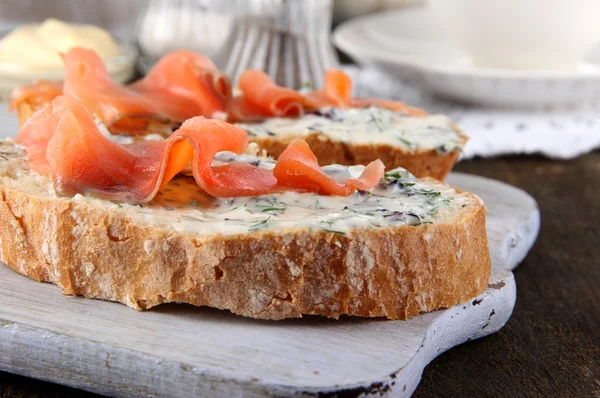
[1,152,599,397]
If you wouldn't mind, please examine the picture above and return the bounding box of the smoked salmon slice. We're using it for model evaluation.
[274,139,384,196]
[228,69,318,122]
[9,80,62,112]
[10,49,232,133]
[130,50,231,121]
[230,68,427,121]
[16,96,384,202]
[62,48,160,129]
[62,47,231,133]
[304,69,353,108]
[350,97,428,117]
[10,49,426,132]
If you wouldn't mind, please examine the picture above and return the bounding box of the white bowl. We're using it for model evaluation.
[333,7,600,107]
[427,0,600,71]
[0,39,138,100]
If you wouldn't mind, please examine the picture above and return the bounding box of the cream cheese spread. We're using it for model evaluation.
[236,106,465,153]
[128,153,474,236]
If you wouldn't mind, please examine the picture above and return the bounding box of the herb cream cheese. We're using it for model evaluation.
[237,106,465,153]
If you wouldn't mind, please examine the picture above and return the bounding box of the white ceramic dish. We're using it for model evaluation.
[427,0,600,71]
[333,7,600,107]
[0,34,138,100]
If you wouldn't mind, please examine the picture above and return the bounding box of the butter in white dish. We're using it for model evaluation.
[0,19,121,71]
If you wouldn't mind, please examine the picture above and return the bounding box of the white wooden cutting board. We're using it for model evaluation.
[0,172,539,397]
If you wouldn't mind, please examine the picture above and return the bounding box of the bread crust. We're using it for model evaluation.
[16,102,466,181]
[0,181,491,320]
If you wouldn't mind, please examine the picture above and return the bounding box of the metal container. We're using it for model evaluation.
[136,0,339,88]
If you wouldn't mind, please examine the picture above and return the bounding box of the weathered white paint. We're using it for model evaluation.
[0,172,539,397]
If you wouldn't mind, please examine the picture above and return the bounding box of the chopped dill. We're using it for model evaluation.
[323,228,346,235]
[398,137,412,147]
[411,188,441,197]
[180,215,205,222]
[260,207,286,213]
[249,216,271,231]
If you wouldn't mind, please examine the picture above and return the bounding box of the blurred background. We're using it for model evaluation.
[0,0,421,88]
[1,0,598,159]
[0,2,597,398]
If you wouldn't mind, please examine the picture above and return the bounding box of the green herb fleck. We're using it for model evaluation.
[437,143,463,154]
[383,169,415,186]
[260,207,286,213]
[398,137,412,147]
[384,169,411,180]
[411,188,441,197]
[249,216,271,232]
[323,228,346,235]
[369,110,386,132]
[181,215,204,222]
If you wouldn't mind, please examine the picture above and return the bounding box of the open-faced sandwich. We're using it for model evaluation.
[10,48,467,181]
[0,48,490,320]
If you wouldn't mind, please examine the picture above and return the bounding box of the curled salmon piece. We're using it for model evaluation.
[16,95,274,202]
[9,80,63,112]
[304,69,353,108]
[312,69,428,116]
[62,47,231,134]
[62,48,159,128]
[274,139,384,196]
[231,68,427,121]
[228,69,318,122]
[130,50,231,121]
[9,80,63,127]
[311,69,428,116]
[351,97,428,117]
[10,49,232,133]
[16,96,382,202]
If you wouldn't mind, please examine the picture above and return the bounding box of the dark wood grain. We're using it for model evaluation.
[414,151,600,398]
[1,152,599,397]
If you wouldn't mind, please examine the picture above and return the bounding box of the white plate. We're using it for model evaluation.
[333,8,600,107]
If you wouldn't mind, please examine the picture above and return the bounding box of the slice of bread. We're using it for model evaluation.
[238,107,468,181]
[16,102,467,181]
[0,139,490,320]
[249,131,463,182]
